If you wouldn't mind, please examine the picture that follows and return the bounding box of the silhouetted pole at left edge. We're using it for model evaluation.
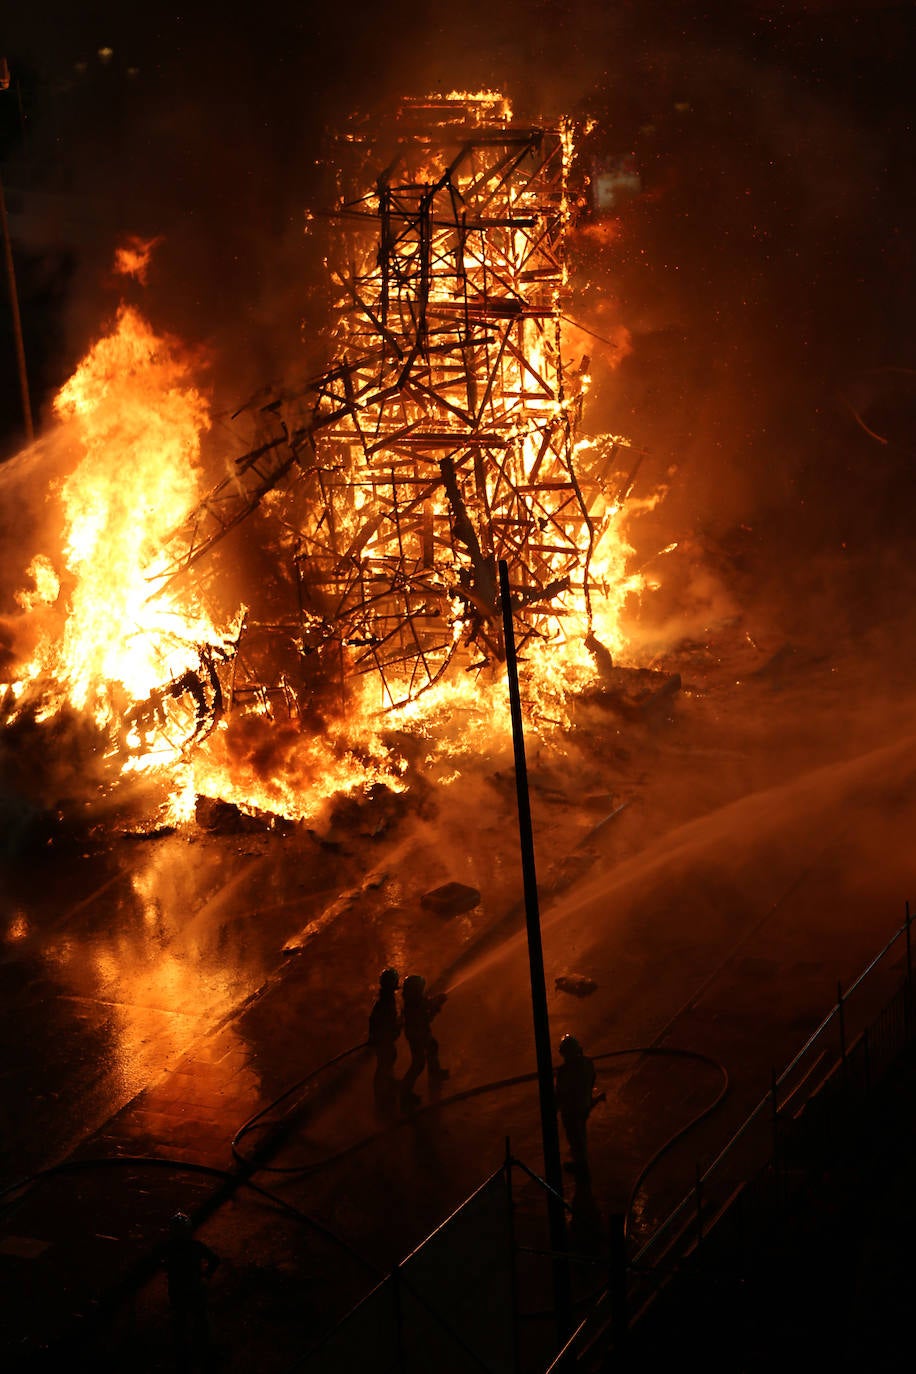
[0,60,34,446]
[498,558,572,1343]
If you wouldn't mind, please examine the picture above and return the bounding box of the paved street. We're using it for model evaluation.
[3,610,916,1369]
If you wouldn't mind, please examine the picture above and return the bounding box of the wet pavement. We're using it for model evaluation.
[3,620,916,1370]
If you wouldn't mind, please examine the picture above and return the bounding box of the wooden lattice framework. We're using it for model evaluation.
[156,95,622,712]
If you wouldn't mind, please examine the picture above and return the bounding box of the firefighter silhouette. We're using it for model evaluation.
[164,1211,220,1370]
[555,1034,602,1179]
[368,967,401,1114]
[400,974,448,1109]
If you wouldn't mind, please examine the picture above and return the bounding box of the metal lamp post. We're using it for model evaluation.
[498,558,572,1342]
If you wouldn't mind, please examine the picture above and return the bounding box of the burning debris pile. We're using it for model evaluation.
[2,92,664,827]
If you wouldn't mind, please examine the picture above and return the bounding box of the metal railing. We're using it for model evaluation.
[624,902,916,1336]
[545,902,916,1370]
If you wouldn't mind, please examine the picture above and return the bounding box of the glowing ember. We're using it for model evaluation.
[113,235,162,285]
[15,555,60,613]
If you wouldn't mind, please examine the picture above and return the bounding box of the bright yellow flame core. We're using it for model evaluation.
[15,555,60,611]
[10,305,229,760]
[51,307,216,715]
[182,705,409,828]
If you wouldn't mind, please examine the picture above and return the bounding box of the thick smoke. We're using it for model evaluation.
[6,6,909,506]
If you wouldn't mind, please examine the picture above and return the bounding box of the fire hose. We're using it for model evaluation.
[0,1037,728,1361]
[228,1039,730,1219]
[1,1038,728,1238]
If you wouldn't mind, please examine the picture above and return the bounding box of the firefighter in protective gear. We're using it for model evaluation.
[368,967,402,1114]
[164,1211,220,1370]
[400,973,448,1109]
[555,1034,598,1179]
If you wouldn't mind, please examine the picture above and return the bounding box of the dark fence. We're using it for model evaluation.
[544,904,916,1370]
[289,1165,514,1374]
[288,1148,617,1374]
[619,904,916,1352]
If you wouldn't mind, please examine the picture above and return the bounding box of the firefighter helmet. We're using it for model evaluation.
[559,1034,582,1059]
[379,967,400,990]
[402,974,426,1001]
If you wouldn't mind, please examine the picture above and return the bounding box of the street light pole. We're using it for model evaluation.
[1,60,34,446]
[498,558,572,1342]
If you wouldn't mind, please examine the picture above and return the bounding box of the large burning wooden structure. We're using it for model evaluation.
[152,93,632,717]
[3,93,651,820]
